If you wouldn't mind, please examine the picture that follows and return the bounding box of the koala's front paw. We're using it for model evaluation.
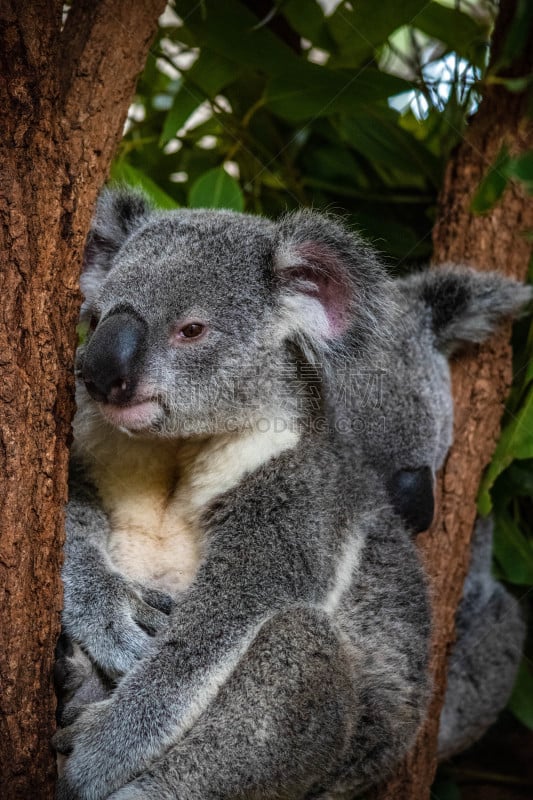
[55,633,112,729]
[64,573,174,680]
[53,700,115,800]
[55,773,81,800]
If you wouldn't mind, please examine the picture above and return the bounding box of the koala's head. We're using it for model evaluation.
[364,266,531,533]
[77,189,393,438]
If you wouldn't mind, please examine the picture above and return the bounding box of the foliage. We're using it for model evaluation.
[115,0,493,263]
[111,0,533,791]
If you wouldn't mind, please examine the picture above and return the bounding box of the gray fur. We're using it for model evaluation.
[348,265,532,512]
[404,266,532,355]
[438,516,525,760]
[348,270,527,762]
[55,190,530,799]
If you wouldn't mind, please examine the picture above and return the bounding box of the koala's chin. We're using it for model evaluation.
[97,399,163,432]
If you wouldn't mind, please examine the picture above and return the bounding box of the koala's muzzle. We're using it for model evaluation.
[82,311,147,405]
[388,466,435,534]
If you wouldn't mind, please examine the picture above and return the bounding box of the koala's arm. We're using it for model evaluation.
[62,461,174,679]
[58,606,354,800]
[56,481,430,800]
[54,453,353,800]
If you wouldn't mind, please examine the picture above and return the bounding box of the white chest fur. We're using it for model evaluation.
[75,415,299,596]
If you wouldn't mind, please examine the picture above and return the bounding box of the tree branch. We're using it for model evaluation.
[0,1,165,796]
[60,0,166,212]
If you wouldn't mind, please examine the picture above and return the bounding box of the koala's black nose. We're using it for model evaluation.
[82,311,147,404]
[388,466,435,534]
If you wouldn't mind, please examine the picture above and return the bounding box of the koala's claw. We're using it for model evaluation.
[63,572,173,680]
[129,587,172,636]
[54,636,108,727]
[54,635,77,697]
[140,586,175,616]
[52,722,79,755]
[55,774,80,800]
[53,699,116,800]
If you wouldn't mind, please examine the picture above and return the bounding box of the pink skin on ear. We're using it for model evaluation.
[289,241,354,337]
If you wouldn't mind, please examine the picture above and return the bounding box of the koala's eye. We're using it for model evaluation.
[176,322,206,341]
[88,314,99,332]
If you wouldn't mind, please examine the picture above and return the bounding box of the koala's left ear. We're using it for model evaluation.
[274,210,394,358]
[401,266,532,355]
[80,188,153,314]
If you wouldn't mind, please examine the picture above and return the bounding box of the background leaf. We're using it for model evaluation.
[509,660,533,730]
[471,145,510,214]
[189,166,245,211]
[110,161,179,209]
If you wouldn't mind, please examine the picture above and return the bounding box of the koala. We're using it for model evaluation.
[54,190,530,800]
[346,267,527,759]
[55,260,527,763]
[348,264,533,535]
[438,515,526,760]
[55,190,432,800]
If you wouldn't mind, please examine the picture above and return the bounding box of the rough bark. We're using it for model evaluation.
[0,2,165,797]
[372,1,533,798]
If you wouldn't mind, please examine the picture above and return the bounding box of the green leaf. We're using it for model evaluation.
[526,357,533,386]
[188,48,242,96]
[477,489,492,517]
[493,0,533,71]
[174,0,300,77]
[493,512,533,585]
[159,48,243,147]
[76,321,89,346]
[161,82,204,146]
[109,161,179,209]
[282,0,330,47]
[265,66,412,121]
[326,0,430,66]
[431,775,462,800]
[337,110,441,185]
[188,166,244,211]
[471,145,510,214]
[479,381,533,507]
[415,4,488,61]
[509,660,533,729]
[300,143,362,184]
[496,460,533,498]
[507,151,533,194]
[503,386,533,459]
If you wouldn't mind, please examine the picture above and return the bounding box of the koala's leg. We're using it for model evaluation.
[54,632,113,781]
[104,606,360,800]
[438,517,525,760]
[55,632,112,727]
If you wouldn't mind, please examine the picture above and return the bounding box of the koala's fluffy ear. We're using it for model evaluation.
[400,266,532,355]
[80,188,153,310]
[274,210,395,359]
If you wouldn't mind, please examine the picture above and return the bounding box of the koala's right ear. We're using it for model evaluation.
[273,209,396,362]
[80,188,153,309]
[400,266,532,355]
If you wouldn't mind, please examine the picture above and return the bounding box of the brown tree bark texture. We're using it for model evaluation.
[0,2,165,798]
[372,3,533,799]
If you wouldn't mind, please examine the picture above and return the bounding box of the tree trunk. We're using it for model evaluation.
[372,1,533,797]
[0,2,165,797]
